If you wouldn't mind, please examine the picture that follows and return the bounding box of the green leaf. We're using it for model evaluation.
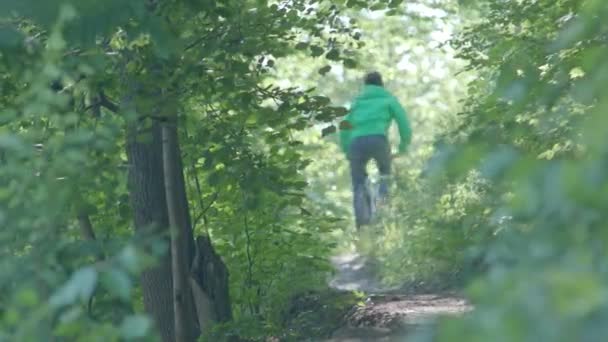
[321,125,336,137]
[102,268,132,301]
[369,3,386,11]
[310,45,325,57]
[330,106,349,116]
[50,267,97,308]
[58,307,84,324]
[388,0,404,8]
[325,49,340,61]
[345,0,359,8]
[312,96,331,106]
[118,245,139,273]
[15,288,39,307]
[121,315,152,339]
[295,42,309,50]
[318,65,332,75]
[343,58,357,69]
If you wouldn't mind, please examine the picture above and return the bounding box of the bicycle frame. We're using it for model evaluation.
[354,173,383,229]
[354,158,395,229]
[365,176,380,220]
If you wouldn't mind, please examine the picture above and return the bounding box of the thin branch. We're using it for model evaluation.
[84,91,120,114]
[62,48,84,57]
[243,211,256,316]
[99,91,119,113]
[184,33,213,51]
[192,192,219,232]
[77,212,104,318]
[183,122,206,232]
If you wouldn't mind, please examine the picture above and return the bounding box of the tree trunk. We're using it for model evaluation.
[77,211,105,261]
[161,117,200,338]
[125,99,233,341]
[162,120,197,342]
[161,118,235,340]
[77,212,97,241]
[126,120,176,342]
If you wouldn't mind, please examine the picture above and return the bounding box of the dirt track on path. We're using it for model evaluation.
[324,253,471,342]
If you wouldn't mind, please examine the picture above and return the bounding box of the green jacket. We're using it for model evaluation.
[339,85,412,155]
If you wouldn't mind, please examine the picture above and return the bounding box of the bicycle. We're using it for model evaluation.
[337,117,406,230]
[354,165,394,230]
[353,179,373,229]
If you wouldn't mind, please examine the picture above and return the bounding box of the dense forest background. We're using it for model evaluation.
[1,0,607,341]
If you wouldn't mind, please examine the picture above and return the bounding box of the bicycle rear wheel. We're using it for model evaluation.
[354,184,372,229]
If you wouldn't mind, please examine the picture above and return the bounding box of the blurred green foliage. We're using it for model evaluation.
[429,0,608,340]
[276,0,480,285]
[285,0,608,340]
[3,0,607,340]
[0,0,385,340]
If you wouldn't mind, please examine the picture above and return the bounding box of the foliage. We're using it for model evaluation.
[0,0,399,340]
[275,0,480,286]
[281,6,608,342]
[420,0,608,340]
[5,0,606,340]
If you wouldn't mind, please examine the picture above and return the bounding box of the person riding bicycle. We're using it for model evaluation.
[339,71,412,227]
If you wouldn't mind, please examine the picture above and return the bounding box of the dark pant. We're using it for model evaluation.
[348,135,391,225]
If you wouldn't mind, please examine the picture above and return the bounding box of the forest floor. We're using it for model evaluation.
[323,253,471,342]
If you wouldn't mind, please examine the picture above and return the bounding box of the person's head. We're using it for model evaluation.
[364,71,383,87]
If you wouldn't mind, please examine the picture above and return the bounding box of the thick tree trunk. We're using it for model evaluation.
[126,121,176,342]
[125,101,233,341]
[162,121,197,342]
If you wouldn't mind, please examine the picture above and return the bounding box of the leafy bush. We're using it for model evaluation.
[0,1,372,340]
[424,0,608,340]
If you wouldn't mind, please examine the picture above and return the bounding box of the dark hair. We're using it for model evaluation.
[364,71,383,86]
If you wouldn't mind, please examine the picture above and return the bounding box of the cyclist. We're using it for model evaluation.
[339,71,412,227]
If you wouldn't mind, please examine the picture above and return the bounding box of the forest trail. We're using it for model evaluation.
[324,253,471,341]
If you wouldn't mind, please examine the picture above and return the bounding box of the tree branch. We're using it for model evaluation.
[77,211,104,318]
[99,92,119,113]
[84,91,120,114]
[192,192,219,231]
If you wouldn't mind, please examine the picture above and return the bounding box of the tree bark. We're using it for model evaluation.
[126,120,176,342]
[190,235,232,324]
[77,211,106,261]
[124,91,232,341]
[162,117,199,338]
[162,120,197,342]
[77,212,97,241]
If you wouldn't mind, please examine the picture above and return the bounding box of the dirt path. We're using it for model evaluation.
[325,253,471,342]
